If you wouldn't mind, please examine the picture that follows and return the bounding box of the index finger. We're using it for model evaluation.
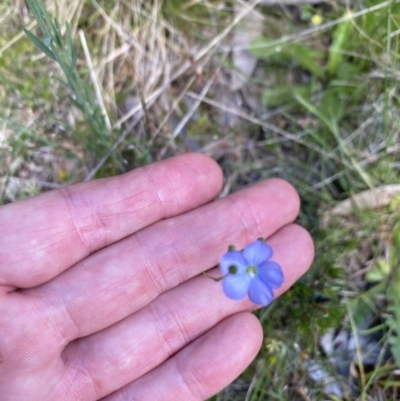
[0,154,223,291]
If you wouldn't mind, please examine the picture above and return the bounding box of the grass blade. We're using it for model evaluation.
[23,28,56,60]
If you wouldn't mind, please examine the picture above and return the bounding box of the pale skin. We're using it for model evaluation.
[0,153,314,401]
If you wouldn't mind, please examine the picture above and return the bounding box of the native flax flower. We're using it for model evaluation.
[219,240,284,306]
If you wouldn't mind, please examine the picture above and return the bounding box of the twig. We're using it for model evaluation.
[244,372,259,401]
[79,30,112,131]
[232,0,399,52]
[84,110,143,181]
[185,90,377,177]
[171,78,214,139]
[150,75,197,141]
[259,0,323,3]
[113,0,263,128]
[87,0,263,178]
[185,91,318,150]
[97,43,131,72]
[160,77,214,157]
[0,99,13,147]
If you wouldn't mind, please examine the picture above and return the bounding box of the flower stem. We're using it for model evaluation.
[202,271,225,282]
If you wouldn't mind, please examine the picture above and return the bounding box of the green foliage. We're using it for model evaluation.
[273,225,345,336]
[23,28,57,60]
[161,0,229,37]
[327,17,352,77]
[23,0,115,167]
[365,257,391,282]
[388,290,400,367]
[243,3,400,395]
[387,222,400,367]
[250,39,325,79]
[261,85,310,108]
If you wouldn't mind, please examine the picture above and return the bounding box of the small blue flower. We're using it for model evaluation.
[219,240,284,305]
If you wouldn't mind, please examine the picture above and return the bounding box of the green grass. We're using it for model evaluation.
[2,0,400,399]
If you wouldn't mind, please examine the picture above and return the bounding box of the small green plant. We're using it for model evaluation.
[23,0,115,167]
[387,221,400,367]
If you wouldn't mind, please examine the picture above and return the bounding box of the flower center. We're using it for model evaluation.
[228,265,238,274]
[246,265,257,277]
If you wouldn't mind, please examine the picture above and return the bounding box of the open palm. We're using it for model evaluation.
[0,154,313,401]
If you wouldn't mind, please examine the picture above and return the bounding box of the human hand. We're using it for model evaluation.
[0,154,313,401]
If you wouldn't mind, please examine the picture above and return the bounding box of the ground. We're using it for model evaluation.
[1,0,400,400]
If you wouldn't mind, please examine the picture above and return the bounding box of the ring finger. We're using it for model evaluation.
[58,224,313,400]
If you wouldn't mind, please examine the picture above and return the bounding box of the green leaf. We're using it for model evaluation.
[51,77,69,90]
[294,92,332,130]
[69,95,85,111]
[53,18,64,48]
[23,28,56,60]
[387,271,400,367]
[365,258,390,283]
[66,21,73,52]
[334,60,359,80]
[320,89,341,124]
[262,85,310,108]
[25,0,53,37]
[249,37,277,59]
[392,221,400,249]
[250,38,325,79]
[280,42,325,79]
[70,49,78,71]
[65,22,78,70]
[328,18,352,76]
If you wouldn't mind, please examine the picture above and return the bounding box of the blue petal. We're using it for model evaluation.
[257,261,284,289]
[247,276,274,305]
[222,273,251,300]
[219,250,247,275]
[243,240,272,266]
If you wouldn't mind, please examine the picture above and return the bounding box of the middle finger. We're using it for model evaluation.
[25,179,299,344]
